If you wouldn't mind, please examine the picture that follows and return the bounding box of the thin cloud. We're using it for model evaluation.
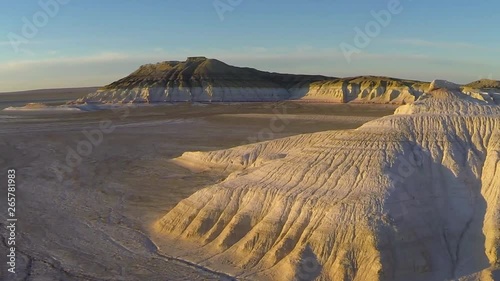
[0,52,131,71]
[0,47,458,74]
[0,40,46,47]
[394,38,486,49]
[352,52,429,61]
[0,48,492,72]
[0,48,497,91]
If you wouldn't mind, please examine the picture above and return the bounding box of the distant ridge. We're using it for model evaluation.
[1,87,99,95]
[465,79,500,89]
[75,57,499,105]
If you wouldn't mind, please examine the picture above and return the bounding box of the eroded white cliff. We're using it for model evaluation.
[155,85,500,281]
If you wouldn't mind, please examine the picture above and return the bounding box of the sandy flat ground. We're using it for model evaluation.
[0,102,396,280]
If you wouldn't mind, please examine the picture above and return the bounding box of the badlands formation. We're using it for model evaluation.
[76,57,499,105]
[154,82,500,281]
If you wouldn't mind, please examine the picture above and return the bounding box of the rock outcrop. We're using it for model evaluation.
[462,79,500,105]
[465,79,500,90]
[155,86,500,280]
[295,76,429,104]
[77,57,329,103]
[75,57,499,105]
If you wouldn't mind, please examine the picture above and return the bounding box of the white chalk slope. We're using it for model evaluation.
[156,83,500,281]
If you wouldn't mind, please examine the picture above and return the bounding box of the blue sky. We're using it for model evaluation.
[0,0,499,92]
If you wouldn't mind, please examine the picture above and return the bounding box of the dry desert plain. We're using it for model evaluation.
[0,97,395,280]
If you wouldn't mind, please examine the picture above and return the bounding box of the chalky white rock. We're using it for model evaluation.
[155,82,500,281]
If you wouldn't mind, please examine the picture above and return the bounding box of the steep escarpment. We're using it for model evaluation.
[154,85,500,280]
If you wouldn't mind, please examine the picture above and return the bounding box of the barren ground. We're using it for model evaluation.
[0,102,396,280]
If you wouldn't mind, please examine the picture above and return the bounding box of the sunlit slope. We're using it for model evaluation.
[155,86,500,281]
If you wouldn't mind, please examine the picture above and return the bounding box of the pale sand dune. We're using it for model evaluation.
[154,89,500,281]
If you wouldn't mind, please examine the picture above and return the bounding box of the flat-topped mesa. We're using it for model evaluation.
[73,57,500,105]
[76,57,333,103]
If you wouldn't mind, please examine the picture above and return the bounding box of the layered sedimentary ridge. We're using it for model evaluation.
[77,57,498,105]
[77,57,329,103]
[155,83,500,281]
[291,76,429,104]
